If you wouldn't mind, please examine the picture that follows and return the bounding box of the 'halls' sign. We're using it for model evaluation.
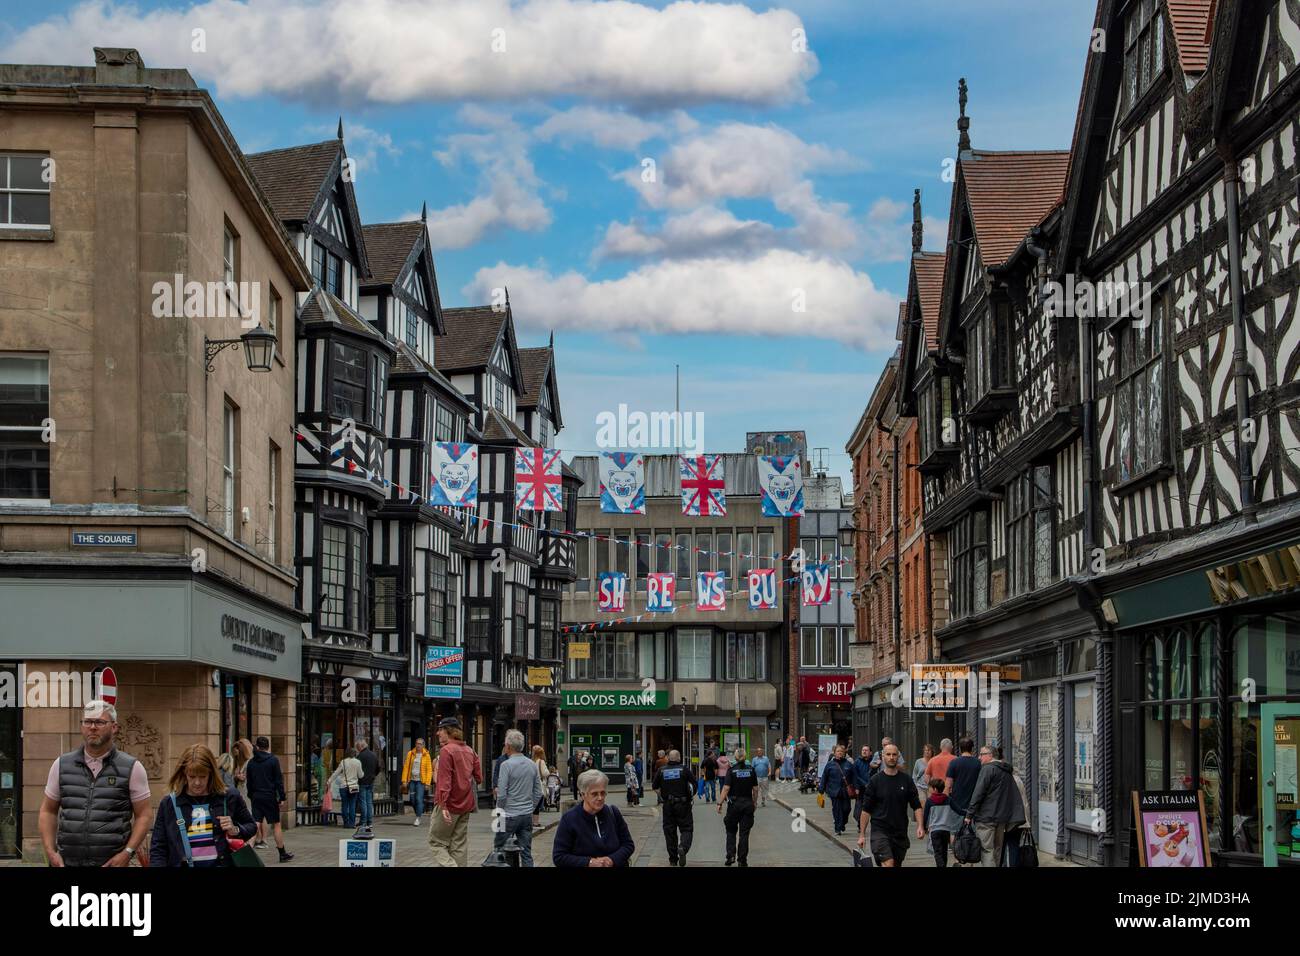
[799,674,853,703]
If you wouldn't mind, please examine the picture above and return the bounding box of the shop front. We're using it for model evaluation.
[1110,535,1300,867]
[798,672,854,746]
[0,574,302,859]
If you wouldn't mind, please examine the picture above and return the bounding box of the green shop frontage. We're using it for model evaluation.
[1108,523,1300,868]
[558,686,771,786]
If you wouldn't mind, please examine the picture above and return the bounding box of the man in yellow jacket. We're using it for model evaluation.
[402,738,434,826]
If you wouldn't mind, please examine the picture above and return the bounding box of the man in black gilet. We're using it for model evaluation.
[39,700,152,867]
[652,748,696,867]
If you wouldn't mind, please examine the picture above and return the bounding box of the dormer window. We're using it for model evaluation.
[312,244,342,295]
[967,300,1015,420]
[1124,0,1165,112]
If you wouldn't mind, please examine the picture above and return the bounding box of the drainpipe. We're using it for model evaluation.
[1220,149,1258,524]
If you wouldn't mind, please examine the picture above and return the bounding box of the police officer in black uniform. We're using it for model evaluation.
[652,748,696,867]
[717,748,758,866]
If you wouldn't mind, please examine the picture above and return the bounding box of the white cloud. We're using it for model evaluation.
[622,122,857,209]
[4,0,817,106]
[309,121,398,173]
[859,196,949,263]
[425,116,551,249]
[535,107,697,151]
[463,249,901,349]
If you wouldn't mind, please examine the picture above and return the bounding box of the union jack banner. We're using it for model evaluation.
[680,454,726,516]
[515,447,563,512]
[428,442,479,507]
[599,451,645,514]
[758,454,805,517]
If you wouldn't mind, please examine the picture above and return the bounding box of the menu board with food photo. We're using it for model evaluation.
[1132,790,1211,868]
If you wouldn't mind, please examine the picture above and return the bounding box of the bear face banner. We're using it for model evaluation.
[646,572,676,612]
[597,572,628,612]
[747,568,778,610]
[599,451,646,514]
[428,442,479,507]
[758,454,805,517]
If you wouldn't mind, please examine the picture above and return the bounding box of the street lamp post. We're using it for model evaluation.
[205,325,277,375]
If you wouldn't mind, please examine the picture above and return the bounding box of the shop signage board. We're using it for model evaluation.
[526,666,552,686]
[515,693,540,720]
[798,673,853,703]
[568,642,590,660]
[338,838,397,868]
[847,642,872,670]
[908,663,1012,711]
[561,688,668,710]
[1131,790,1211,867]
[423,647,464,699]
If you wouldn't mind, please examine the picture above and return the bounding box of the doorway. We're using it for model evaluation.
[1261,704,1300,867]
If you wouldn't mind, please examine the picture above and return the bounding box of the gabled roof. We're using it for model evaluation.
[518,345,563,431]
[912,251,947,350]
[961,150,1071,266]
[360,221,427,286]
[244,140,339,223]
[434,305,507,373]
[300,288,389,347]
[1168,0,1216,75]
[482,408,535,446]
[390,342,473,409]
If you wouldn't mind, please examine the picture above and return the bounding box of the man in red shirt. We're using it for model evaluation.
[926,738,956,794]
[428,717,483,867]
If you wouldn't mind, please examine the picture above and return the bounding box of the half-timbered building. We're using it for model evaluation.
[434,303,577,780]
[246,129,402,818]
[1058,0,1300,867]
[901,83,1102,862]
[357,213,474,766]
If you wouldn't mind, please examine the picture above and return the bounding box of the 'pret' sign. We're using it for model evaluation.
[799,674,854,703]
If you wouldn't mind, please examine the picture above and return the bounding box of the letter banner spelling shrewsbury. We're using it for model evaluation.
[646,572,676,612]
[758,455,804,517]
[748,568,778,609]
[680,454,726,516]
[696,571,727,611]
[597,571,628,612]
[599,451,646,514]
[428,442,479,507]
[801,563,832,606]
[515,448,563,512]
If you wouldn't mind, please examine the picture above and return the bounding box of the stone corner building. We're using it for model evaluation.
[0,48,308,859]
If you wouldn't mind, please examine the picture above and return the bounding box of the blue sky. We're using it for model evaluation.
[1,0,1097,486]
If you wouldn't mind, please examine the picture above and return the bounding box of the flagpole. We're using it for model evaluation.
[675,363,680,457]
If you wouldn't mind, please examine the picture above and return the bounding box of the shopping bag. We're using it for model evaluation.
[954,821,982,864]
[817,792,825,809]
[322,789,333,813]
[227,838,265,868]
[1016,827,1040,868]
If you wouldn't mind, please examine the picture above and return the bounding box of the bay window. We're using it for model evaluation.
[951,509,989,619]
[1007,465,1055,596]
[331,342,367,422]
[321,522,364,632]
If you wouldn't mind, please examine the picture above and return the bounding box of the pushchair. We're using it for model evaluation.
[798,767,820,794]
[543,772,563,811]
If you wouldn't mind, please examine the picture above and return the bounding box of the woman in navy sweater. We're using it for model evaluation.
[552,769,636,867]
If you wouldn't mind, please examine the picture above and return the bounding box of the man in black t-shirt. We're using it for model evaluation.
[945,737,983,816]
[717,750,759,866]
[856,743,922,867]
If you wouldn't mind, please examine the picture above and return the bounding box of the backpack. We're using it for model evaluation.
[954,820,982,864]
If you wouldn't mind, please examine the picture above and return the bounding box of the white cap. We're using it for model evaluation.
[83,699,117,722]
